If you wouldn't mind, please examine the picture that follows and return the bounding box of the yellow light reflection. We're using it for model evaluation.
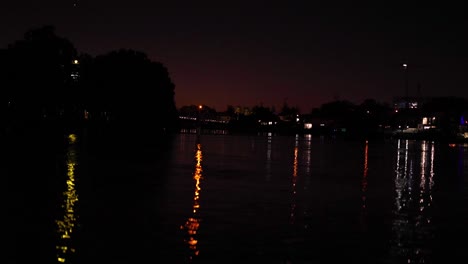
[181,142,203,261]
[55,134,79,263]
[68,134,77,144]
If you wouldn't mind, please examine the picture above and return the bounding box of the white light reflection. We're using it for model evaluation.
[394,139,408,212]
[266,132,272,181]
[390,139,435,263]
[303,134,312,229]
[304,134,312,178]
[420,141,427,189]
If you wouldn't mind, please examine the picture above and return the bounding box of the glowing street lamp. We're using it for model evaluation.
[196,105,203,134]
[403,63,409,109]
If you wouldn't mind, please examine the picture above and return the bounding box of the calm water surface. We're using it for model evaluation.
[4,130,468,263]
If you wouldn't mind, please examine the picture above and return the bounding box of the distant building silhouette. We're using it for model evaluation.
[393,96,421,111]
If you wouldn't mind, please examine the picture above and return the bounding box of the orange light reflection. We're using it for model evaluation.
[181,142,203,261]
[290,136,299,224]
[362,141,368,209]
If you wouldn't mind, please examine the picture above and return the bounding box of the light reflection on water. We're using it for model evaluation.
[266,132,272,181]
[390,139,435,263]
[361,140,369,233]
[55,134,79,263]
[180,137,203,262]
[289,135,299,224]
[7,132,468,263]
[362,140,369,210]
[169,134,467,262]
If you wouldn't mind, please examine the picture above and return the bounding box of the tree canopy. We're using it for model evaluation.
[0,25,178,132]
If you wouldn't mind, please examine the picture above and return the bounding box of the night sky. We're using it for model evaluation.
[2,1,468,112]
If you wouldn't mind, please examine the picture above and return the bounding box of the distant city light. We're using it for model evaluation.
[73,59,79,64]
[198,105,202,110]
[402,63,407,68]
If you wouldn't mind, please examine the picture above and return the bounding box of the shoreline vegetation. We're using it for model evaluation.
[1,26,467,145]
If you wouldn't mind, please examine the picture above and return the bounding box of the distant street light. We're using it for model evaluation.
[403,63,409,109]
[197,105,203,135]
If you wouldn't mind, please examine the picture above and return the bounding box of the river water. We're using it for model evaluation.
[3,129,468,263]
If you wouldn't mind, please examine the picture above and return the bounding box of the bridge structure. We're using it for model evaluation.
[178,115,230,132]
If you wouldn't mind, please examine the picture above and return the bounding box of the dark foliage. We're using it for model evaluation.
[0,25,179,134]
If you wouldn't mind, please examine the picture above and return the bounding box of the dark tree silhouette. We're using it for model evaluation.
[319,100,356,119]
[0,25,78,125]
[251,105,277,121]
[81,49,178,132]
[355,99,392,138]
[279,101,299,122]
[0,26,179,137]
[225,105,236,117]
